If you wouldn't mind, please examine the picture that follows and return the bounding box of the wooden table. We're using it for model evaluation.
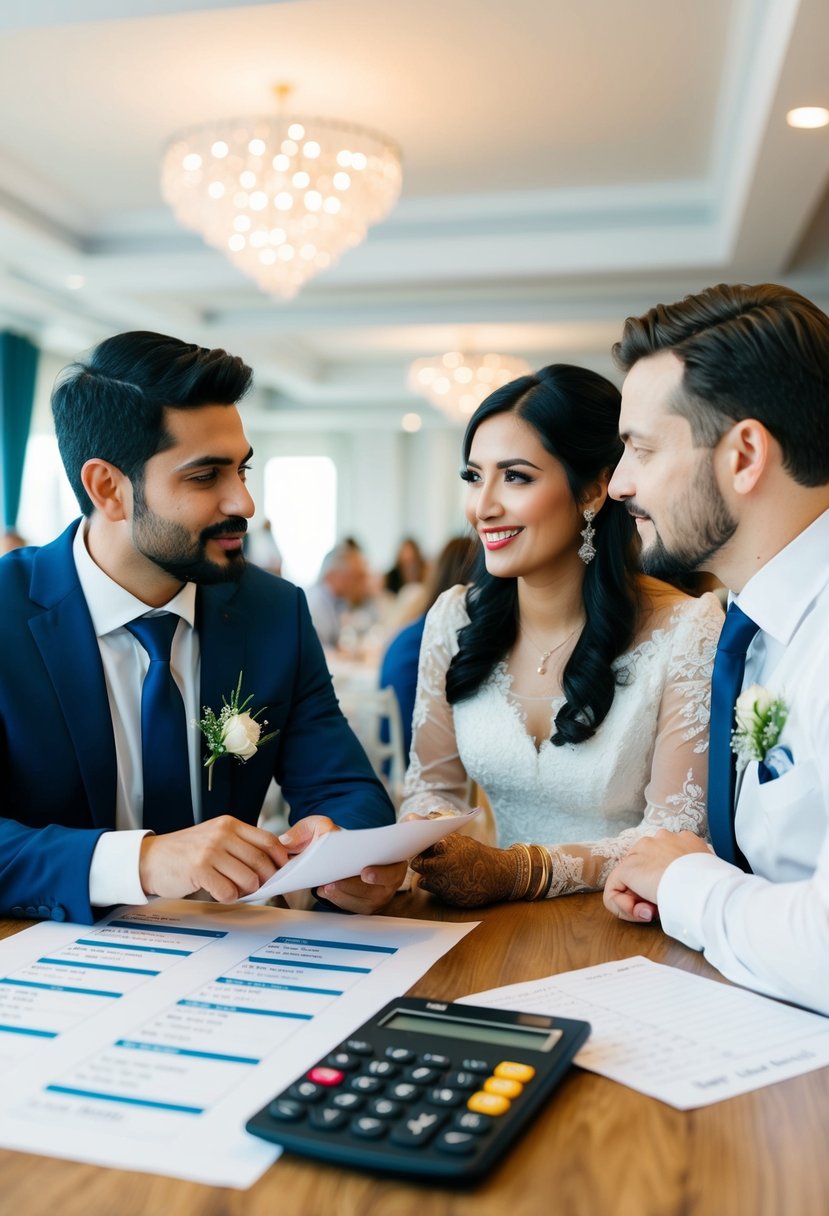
[1,891,826,1216]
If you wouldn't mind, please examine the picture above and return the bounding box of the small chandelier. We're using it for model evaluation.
[408,352,532,422]
[161,94,402,299]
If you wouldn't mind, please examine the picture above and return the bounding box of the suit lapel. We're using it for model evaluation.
[197,585,248,814]
[28,524,118,829]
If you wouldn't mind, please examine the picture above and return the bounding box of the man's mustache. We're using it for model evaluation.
[201,518,249,541]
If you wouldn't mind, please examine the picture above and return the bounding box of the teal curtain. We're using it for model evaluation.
[0,332,39,531]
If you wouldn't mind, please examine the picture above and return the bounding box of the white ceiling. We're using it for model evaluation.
[0,0,827,419]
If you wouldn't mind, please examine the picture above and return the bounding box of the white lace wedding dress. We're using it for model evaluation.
[400,583,723,895]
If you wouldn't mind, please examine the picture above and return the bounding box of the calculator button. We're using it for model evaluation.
[418,1052,451,1069]
[484,1076,523,1100]
[494,1061,536,1084]
[452,1110,493,1135]
[266,1098,305,1122]
[444,1071,479,1090]
[467,1091,511,1117]
[435,1130,477,1156]
[309,1106,349,1131]
[308,1066,344,1087]
[406,1065,440,1084]
[351,1115,388,1139]
[389,1081,422,1101]
[324,1051,360,1072]
[288,1080,324,1102]
[366,1059,398,1078]
[343,1039,373,1056]
[384,1046,415,1063]
[368,1097,402,1119]
[331,1091,364,1110]
[349,1075,384,1094]
[461,1058,491,1074]
[426,1086,464,1107]
[389,1106,447,1147]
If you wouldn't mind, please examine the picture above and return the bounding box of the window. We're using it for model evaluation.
[263,455,337,586]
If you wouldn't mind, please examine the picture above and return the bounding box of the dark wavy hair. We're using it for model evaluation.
[52,330,253,515]
[445,363,639,746]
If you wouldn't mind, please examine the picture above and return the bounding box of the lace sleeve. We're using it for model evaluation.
[398,586,473,819]
[540,592,724,896]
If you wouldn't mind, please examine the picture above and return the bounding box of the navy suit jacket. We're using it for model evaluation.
[0,522,394,923]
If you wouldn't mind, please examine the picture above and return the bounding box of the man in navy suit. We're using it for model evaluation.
[0,331,403,924]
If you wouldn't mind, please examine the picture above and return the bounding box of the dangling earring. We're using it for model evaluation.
[578,508,596,564]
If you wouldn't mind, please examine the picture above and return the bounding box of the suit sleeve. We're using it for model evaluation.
[0,818,109,924]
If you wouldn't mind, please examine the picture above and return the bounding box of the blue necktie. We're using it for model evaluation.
[126,613,194,834]
[707,603,760,870]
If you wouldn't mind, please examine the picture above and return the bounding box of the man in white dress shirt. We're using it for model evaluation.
[603,282,829,1015]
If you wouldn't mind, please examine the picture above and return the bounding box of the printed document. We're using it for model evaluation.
[461,955,829,1109]
[0,899,475,1186]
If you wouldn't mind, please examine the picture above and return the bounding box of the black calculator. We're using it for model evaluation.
[246,995,590,1181]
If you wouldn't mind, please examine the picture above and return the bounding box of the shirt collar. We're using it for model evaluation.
[734,507,829,645]
[72,519,197,638]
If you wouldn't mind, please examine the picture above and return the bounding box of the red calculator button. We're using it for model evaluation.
[308,1066,344,1087]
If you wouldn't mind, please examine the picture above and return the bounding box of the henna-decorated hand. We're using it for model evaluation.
[409,834,520,908]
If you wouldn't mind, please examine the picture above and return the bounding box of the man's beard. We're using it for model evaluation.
[132,493,247,585]
[636,453,736,580]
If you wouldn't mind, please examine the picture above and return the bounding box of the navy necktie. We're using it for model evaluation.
[707,603,760,870]
[126,613,194,834]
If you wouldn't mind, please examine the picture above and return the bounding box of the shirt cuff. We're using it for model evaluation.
[657,852,742,951]
[89,830,153,908]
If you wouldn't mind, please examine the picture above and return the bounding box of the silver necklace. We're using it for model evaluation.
[520,624,580,674]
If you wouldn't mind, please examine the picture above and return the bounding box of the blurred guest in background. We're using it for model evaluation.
[243,518,282,576]
[306,541,374,650]
[381,535,478,758]
[402,364,723,908]
[384,536,427,595]
[1,528,27,555]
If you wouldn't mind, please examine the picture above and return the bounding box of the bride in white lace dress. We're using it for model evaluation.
[402,364,723,907]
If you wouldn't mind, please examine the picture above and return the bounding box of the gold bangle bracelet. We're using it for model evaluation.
[509,843,533,901]
[529,845,551,900]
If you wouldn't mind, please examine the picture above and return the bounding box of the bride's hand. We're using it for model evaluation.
[409,834,519,908]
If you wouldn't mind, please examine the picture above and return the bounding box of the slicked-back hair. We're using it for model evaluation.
[52,330,253,515]
[446,363,639,747]
[613,282,829,486]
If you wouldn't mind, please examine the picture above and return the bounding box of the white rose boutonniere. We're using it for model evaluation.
[197,672,278,789]
[731,683,787,771]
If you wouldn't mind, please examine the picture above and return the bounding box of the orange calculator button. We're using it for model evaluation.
[468,1091,511,1117]
[494,1061,536,1084]
[484,1076,523,1099]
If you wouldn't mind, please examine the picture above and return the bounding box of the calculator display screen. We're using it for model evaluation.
[381,1009,563,1053]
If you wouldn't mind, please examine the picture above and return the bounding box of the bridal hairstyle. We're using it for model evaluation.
[446,363,638,746]
[614,282,829,486]
[52,330,253,515]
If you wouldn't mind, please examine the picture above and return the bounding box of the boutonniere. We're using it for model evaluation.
[731,684,787,771]
[197,672,278,790]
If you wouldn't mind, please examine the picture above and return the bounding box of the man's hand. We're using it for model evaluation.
[279,815,406,915]
[409,834,519,908]
[139,816,288,903]
[603,830,712,923]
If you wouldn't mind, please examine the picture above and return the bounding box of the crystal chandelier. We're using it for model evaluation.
[161,108,402,299]
[408,352,532,422]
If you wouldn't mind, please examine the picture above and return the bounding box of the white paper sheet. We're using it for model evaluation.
[460,955,829,1109]
[0,899,476,1186]
[238,809,480,902]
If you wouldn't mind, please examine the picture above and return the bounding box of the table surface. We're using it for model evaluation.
[1,891,826,1216]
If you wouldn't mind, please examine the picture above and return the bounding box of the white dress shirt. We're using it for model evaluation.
[73,524,200,907]
[658,509,829,1014]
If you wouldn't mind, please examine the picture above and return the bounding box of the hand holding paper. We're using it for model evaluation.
[238,810,480,904]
